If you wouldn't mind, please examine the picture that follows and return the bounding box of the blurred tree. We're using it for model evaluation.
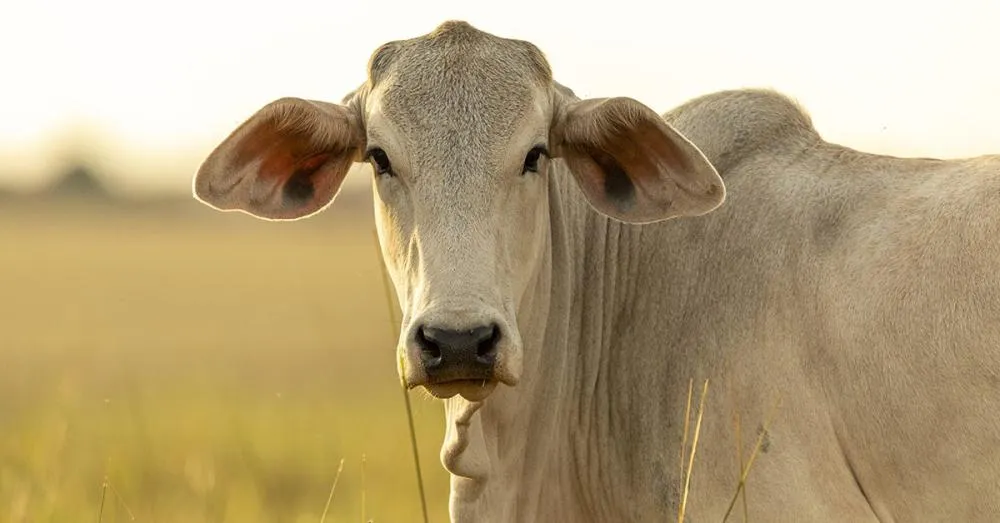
[44,161,112,201]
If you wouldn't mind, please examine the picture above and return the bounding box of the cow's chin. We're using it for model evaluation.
[424,380,498,402]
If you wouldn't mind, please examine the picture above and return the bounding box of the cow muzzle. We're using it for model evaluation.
[418,324,499,382]
[401,310,521,401]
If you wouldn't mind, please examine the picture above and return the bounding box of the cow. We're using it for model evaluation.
[192,20,1000,522]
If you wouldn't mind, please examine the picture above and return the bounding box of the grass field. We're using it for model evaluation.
[0,192,451,522]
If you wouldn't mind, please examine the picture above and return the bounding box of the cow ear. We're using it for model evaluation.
[551,97,725,224]
[193,97,365,221]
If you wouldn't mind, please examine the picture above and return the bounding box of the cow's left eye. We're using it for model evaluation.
[522,145,547,174]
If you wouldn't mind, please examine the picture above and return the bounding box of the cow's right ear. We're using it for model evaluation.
[193,97,365,221]
[550,96,724,224]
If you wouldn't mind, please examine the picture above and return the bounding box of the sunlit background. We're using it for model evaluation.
[1,0,998,521]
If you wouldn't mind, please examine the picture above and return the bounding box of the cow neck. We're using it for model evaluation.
[550,165,646,518]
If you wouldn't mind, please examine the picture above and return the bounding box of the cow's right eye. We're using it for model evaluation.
[366,147,394,177]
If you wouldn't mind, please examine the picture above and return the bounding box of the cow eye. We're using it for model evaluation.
[366,147,394,177]
[522,145,547,174]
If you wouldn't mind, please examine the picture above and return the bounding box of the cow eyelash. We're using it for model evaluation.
[365,147,394,177]
[522,145,548,175]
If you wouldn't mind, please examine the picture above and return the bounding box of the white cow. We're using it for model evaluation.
[193,20,1000,522]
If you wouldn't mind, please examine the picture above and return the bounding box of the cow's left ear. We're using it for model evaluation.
[193,97,365,221]
[551,97,725,224]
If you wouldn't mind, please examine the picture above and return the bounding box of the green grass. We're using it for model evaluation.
[0,197,450,522]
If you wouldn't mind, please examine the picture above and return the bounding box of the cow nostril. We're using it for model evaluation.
[476,324,501,361]
[416,326,443,363]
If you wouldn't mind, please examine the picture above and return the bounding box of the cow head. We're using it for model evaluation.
[193,21,724,402]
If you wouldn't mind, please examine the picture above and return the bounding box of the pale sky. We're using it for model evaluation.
[1,0,998,194]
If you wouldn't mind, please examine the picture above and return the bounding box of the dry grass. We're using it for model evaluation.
[0,197,450,522]
[721,396,781,523]
[674,378,778,523]
[677,379,709,523]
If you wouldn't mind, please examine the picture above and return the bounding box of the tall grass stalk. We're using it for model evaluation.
[678,379,709,523]
[722,396,782,523]
[372,229,430,523]
[97,476,136,522]
[96,478,108,523]
[733,413,748,523]
[361,453,367,523]
[107,479,136,521]
[678,379,694,503]
[319,458,346,523]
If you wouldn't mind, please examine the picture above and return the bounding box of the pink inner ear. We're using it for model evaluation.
[282,153,334,205]
[243,124,329,184]
[298,153,331,172]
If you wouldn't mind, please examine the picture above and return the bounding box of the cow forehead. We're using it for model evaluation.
[365,21,553,154]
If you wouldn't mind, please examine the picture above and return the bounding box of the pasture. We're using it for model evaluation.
[0,190,450,522]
